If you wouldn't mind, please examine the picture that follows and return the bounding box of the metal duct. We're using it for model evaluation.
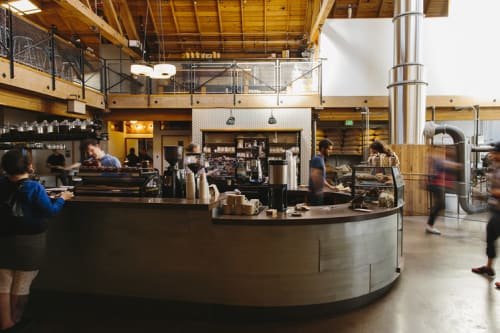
[423,122,488,214]
[388,0,427,144]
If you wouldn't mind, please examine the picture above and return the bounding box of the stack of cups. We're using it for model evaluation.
[186,171,196,199]
[198,171,210,200]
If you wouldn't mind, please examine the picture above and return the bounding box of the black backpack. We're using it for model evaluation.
[0,180,26,235]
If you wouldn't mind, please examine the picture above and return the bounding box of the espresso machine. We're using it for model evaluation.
[163,146,184,198]
[268,160,288,212]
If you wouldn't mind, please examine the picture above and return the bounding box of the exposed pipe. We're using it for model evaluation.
[423,122,488,214]
[388,0,427,144]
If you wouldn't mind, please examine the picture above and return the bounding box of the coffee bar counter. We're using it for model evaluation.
[34,196,403,313]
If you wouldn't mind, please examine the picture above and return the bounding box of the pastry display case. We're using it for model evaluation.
[351,165,404,208]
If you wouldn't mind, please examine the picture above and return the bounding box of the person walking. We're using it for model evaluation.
[472,142,500,286]
[0,149,73,331]
[425,152,461,235]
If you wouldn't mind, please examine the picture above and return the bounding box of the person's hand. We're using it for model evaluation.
[60,190,74,201]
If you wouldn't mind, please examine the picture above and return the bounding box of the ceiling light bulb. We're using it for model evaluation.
[151,63,177,79]
[131,64,153,76]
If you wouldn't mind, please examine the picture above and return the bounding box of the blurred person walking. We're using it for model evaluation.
[472,142,500,285]
[426,150,461,235]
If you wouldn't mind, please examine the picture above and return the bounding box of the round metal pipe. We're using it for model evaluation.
[389,0,427,144]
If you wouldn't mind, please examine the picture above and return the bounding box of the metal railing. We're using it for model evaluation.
[0,7,103,95]
[0,7,322,103]
[105,58,322,97]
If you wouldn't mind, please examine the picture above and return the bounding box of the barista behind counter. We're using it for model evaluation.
[70,138,122,169]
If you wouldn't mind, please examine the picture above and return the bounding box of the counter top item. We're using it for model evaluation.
[213,203,401,225]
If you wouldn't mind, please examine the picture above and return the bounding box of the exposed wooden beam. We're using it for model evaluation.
[378,0,385,17]
[216,0,224,51]
[240,0,245,51]
[192,0,202,48]
[102,0,123,36]
[355,0,361,17]
[52,0,140,59]
[169,0,182,51]
[263,0,267,52]
[148,0,159,39]
[309,0,336,44]
[424,0,430,14]
[116,0,139,41]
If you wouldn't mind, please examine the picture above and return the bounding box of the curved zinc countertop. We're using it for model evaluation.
[213,203,403,225]
[65,195,217,209]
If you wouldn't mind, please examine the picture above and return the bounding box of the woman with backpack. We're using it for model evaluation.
[0,149,73,331]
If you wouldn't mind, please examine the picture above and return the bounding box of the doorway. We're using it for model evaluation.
[125,138,153,164]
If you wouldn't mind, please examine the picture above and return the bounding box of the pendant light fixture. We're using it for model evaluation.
[153,0,176,78]
[130,0,176,79]
[226,109,235,126]
[268,109,277,125]
[130,0,152,76]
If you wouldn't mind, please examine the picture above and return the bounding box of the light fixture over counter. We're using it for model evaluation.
[131,0,176,79]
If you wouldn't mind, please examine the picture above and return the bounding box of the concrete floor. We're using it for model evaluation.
[20,212,500,333]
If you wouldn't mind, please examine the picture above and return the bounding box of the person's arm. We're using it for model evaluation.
[31,182,73,217]
[65,162,81,170]
[324,179,338,191]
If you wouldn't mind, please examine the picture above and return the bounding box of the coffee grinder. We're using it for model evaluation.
[163,146,184,197]
[268,160,288,212]
[249,140,263,183]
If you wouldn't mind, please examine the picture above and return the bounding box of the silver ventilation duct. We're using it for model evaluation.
[388,0,427,144]
[423,122,488,214]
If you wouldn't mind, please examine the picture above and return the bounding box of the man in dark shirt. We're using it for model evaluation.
[308,139,338,206]
[126,148,140,166]
[46,150,69,185]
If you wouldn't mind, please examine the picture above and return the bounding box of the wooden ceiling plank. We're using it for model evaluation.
[102,0,123,36]
[309,0,336,44]
[116,0,139,41]
[52,0,140,59]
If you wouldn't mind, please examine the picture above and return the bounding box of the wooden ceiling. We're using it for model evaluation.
[25,0,449,59]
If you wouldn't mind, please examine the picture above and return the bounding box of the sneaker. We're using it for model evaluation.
[425,225,441,235]
[471,266,496,277]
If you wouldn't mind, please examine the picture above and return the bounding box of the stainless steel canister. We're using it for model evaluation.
[269,160,288,185]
